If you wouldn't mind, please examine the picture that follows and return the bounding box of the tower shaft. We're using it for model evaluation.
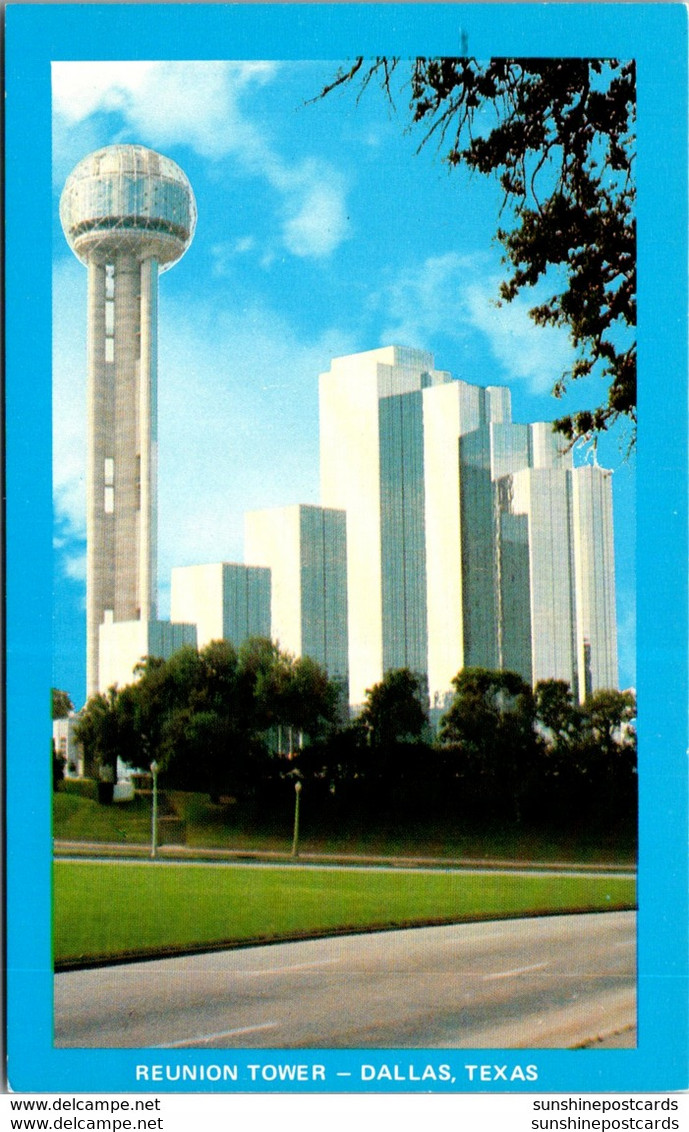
[85,254,159,696]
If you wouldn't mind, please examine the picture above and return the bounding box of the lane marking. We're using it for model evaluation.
[159,1021,279,1048]
[240,959,340,977]
[482,961,549,981]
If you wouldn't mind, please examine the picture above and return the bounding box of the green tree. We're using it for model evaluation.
[319,58,636,446]
[532,678,588,819]
[52,738,65,791]
[73,686,130,794]
[534,679,584,752]
[359,668,429,751]
[236,637,340,752]
[72,639,347,803]
[353,669,431,814]
[237,637,293,737]
[582,687,636,758]
[438,667,538,821]
[533,682,637,826]
[124,652,180,769]
[285,654,341,743]
[576,688,637,817]
[52,687,74,719]
[126,643,256,798]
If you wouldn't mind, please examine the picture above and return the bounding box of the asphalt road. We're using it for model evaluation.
[54,910,635,1049]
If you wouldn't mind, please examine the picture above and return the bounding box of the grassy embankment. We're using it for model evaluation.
[54,858,636,968]
[53,789,637,864]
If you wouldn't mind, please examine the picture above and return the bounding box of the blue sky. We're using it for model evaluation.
[52,59,635,707]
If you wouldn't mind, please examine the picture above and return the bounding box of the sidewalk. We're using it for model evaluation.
[53,839,637,874]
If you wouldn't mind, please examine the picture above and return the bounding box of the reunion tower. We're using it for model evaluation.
[60,145,197,697]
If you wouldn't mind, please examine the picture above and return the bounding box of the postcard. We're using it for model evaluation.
[5,0,688,1098]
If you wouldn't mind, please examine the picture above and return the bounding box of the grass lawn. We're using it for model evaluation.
[54,859,636,967]
[54,790,637,865]
[54,793,153,843]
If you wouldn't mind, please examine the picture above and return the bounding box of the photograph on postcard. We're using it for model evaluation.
[51,53,636,1053]
[5,1,687,1095]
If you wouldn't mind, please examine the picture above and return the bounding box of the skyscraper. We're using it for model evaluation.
[319,346,451,705]
[320,346,618,708]
[170,563,271,650]
[571,465,619,697]
[245,504,349,696]
[60,145,197,696]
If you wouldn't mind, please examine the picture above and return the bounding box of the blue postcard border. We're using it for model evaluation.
[5,2,688,1093]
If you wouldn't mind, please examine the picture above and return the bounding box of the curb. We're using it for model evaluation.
[53,840,637,874]
[54,903,638,973]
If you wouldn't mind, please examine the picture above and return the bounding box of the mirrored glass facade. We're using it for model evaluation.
[379,392,428,675]
[320,346,618,709]
[245,504,349,694]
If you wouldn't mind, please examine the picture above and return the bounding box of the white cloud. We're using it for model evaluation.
[283,180,350,258]
[52,61,275,158]
[62,550,88,584]
[210,237,258,277]
[374,252,573,395]
[52,257,87,542]
[463,276,574,395]
[52,61,157,124]
[375,252,476,348]
[52,60,350,260]
[156,294,353,608]
[52,258,354,613]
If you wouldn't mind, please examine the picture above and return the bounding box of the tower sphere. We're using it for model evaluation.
[60,144,197,271]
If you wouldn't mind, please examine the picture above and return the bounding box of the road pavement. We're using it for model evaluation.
[54,910,635,1049]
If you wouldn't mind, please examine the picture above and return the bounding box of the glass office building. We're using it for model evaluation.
[320,347,453,706]
[163,347,617,712]
[244,504,349,695]
[571,465,619,697]
[170,563,271,650]
[98,617,197,693]
[319,346,618,708]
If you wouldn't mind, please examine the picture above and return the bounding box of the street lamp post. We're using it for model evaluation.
[291,780,302,858]
[150,760,159,860]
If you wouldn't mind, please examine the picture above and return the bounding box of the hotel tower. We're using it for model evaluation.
[60,144,197,696]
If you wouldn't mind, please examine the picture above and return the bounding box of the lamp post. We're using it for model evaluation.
[150,760,159,860]
[291,780,302,858]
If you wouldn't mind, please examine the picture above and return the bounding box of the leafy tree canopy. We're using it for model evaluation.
[52,687,74,719]
[359,667,430,750]
[73,687,124,778]
[438,667,538,823]
[319,57,636,447]
[582,687,636,756]
[439,667,536,750]
[74,639,342,799]
[534,678,583,752]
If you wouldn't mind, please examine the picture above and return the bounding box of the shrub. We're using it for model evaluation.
[58,778,98,801]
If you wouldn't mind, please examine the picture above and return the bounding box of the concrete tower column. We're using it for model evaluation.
[85,260,113,697]
[138,257,158,623]
[112,254,141,624]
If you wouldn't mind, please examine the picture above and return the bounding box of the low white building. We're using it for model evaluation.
[98,617,197,692]
[170,562,270,650]
[53,713,84,778]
